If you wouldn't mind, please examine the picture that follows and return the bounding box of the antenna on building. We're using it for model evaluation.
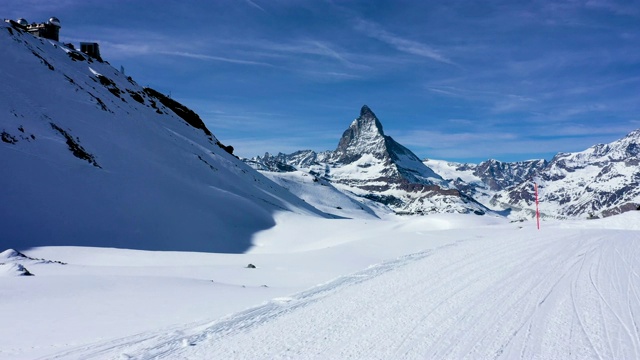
[120,65,125,74]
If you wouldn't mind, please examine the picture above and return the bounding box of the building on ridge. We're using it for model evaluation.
[80,42,101,59]
[25,17,61,41]
[6,17,103,61]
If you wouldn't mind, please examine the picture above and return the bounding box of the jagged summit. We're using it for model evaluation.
[626,128,640,138]
[332,105,441,182]
[359,104,377,119]
[334,105,387,163]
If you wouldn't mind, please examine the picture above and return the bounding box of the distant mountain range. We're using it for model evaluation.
[247,106,640,220]
[491,129,640,218]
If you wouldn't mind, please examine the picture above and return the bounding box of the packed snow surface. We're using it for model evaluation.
[2,212,639,359]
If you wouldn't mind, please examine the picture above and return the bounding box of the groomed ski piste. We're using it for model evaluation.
[2,211,639,360]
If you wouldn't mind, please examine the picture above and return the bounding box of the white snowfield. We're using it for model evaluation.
[3,212,637,360]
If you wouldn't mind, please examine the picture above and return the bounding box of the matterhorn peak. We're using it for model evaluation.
[354,104,385,136]
[332,105,388,163]
[359,105,376,119]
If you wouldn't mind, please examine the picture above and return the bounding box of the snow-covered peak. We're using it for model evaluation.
[549,128,640,168]
[333,105,387,163]
[329,105,441,183]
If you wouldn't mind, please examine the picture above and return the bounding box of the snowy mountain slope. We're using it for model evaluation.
[247,106,488,216]
[492,129,640,219]
[0,22,327,252]
[260,170,381,219]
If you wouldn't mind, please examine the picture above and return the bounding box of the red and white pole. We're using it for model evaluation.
[534,182,540,230]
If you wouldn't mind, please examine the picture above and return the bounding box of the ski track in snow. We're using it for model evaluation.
[39,233,640,360]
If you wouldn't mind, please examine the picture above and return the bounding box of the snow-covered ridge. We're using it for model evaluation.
[426,131,640,220]
[0,21,328,252]
[491,129,640,219]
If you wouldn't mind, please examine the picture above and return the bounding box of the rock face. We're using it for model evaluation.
[474,159,548,191]
[491,129,640,218]
[248,105,488,215]
[424,158,549,208]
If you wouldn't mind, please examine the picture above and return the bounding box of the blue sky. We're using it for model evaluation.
[7,0,640,163]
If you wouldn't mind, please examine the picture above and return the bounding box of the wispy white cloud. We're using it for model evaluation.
[245,0,268,14]
[585,0,640,16]
[353,19,454,65]
[159,51,273,66]
[66,30,273,67]
[491,95,538,114]
[393,128,632,162]
[228,39,369,70]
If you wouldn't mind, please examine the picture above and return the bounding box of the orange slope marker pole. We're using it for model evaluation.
[534,182,540,230]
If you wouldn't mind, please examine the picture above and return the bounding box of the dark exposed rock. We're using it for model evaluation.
[66,50,86,62]
[1,131,18,144]
[30,50,54,70]
[50,123,101,168]
[126,89,144,104]
[95,74,123,99]
[143,87,213,137]
[216,141,235,156]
